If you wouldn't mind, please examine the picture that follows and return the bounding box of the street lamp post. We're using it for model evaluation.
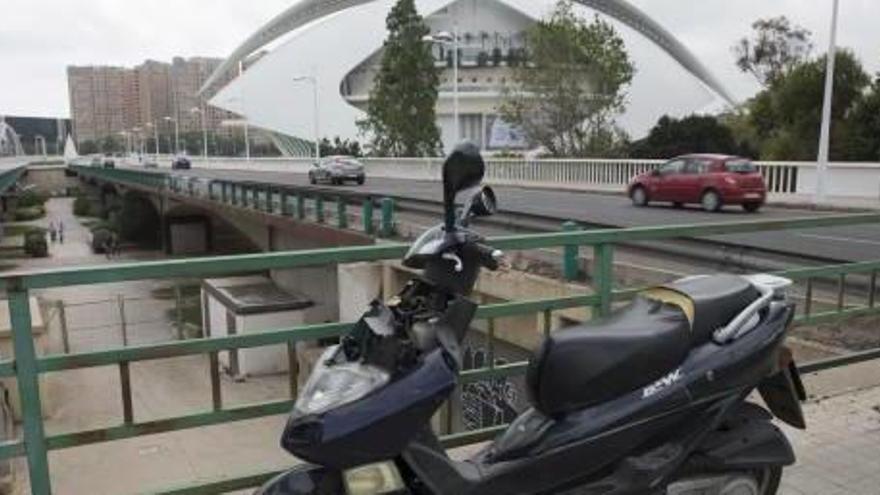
[146,122,159,159]
[423,27,460,144]
[191,107,208,161]
[292,75,321,162]
[815,0,840,204]
[164,116,179,154]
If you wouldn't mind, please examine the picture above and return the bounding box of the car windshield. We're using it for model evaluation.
[726,160,756,173]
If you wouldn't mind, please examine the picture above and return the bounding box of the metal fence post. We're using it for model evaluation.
[380,197,395,237]
[280,190,290,216]
[296,194,305,220]
[363,198,374,235]
[117,294,128,347]
[174,284,184,340]
[56,300,70,354]
[337,197,348,229]
[562,221,579,281]
[593,243,614,318]
[8,287,52,494]
[315,196,325,223]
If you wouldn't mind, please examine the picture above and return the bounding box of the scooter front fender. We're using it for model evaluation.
[253,465,344,495]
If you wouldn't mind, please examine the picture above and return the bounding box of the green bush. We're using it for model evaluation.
[73,195,93,216]
[23,230,48,258]
[14,206,46,221]
[90,227,114,253]
[17,190,48,208]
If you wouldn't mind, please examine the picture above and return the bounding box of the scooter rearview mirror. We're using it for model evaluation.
[442,142,485,231]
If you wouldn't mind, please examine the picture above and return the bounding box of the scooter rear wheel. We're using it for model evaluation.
[664,467,781,495]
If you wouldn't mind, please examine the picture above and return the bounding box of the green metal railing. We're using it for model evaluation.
[72,166,397,237]
[0,165,865,493]
[0,166,26,195]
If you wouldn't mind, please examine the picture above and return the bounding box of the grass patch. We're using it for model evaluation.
[14,206,46,222]
[4,225,40,237]
[151,282,201,300]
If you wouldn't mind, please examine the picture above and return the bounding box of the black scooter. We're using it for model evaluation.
[256,143,806,495]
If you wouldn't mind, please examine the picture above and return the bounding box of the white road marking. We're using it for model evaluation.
[796,233,880,247]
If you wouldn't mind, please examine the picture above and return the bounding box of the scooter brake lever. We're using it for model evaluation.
[442,252,464,272]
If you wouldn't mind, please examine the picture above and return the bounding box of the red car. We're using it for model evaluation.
[628,154,767,212]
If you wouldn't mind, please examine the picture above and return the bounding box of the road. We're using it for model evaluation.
[166,167,880,263]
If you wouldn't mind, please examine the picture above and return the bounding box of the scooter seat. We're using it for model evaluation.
[527,296,691,417]
[661,275,760,345]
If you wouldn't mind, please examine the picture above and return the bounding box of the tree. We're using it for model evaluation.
[79,140,98,154]
[500,0,634,157]
[357,0,442,157]
[320,136,363,157]
[837,77,880,161]
[734,16,813,87]
[630,115,752,159]
[750,50,870,160]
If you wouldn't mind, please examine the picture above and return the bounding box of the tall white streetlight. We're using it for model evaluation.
[145,122,159,159]
[190,107,208,161]
[292,75,321,162]
[132,127,143,156]
[164,116,179,154]
[423,28,460,145]
[815,0,840,204]
[118,131,131,155]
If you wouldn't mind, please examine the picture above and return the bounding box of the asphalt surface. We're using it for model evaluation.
[163,167,880,263]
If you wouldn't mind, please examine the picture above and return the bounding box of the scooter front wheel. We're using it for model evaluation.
[664,467,782,495]
[253,465,344,495]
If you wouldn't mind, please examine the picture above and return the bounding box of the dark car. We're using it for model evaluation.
[172,155,192,170]
[628,154,767,212]
[308,156,365,185]
[102,153,115,169]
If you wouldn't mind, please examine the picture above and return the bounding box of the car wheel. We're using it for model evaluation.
[630,186,648,207]
[332,177,342,186]
[309,173,317,185]
[357,176,365,186]
[743,202,763,213]
[701,190,722,212]
[673,202,683,209]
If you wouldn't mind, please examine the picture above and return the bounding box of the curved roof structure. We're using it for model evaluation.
[202,0,736,106]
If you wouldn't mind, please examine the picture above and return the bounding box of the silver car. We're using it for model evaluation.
[308,156,365,186]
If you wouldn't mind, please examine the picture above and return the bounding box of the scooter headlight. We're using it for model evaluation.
[343,462,405,495]
[295,347,390,415]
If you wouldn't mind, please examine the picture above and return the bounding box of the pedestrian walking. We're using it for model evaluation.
[48,222,57,243]
[58,220,65,244]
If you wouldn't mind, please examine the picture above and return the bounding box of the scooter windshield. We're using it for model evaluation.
[403,225,446,268]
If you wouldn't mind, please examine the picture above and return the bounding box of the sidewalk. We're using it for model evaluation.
[486,180,880,212]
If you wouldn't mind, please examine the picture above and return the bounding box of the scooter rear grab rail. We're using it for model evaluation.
[713,275,791,344]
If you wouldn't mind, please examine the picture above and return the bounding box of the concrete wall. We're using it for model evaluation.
[22,166,79,196]
[796,163,880,200]
[338,263,383,323]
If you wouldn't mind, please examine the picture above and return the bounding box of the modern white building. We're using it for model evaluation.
[206,0,736,156]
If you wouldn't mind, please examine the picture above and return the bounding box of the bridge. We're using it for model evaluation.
[0,158,877,493]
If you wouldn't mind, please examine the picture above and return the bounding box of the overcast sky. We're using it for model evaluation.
[1,0,877,127]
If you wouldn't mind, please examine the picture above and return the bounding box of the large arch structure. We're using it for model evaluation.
[201,0,736,106]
